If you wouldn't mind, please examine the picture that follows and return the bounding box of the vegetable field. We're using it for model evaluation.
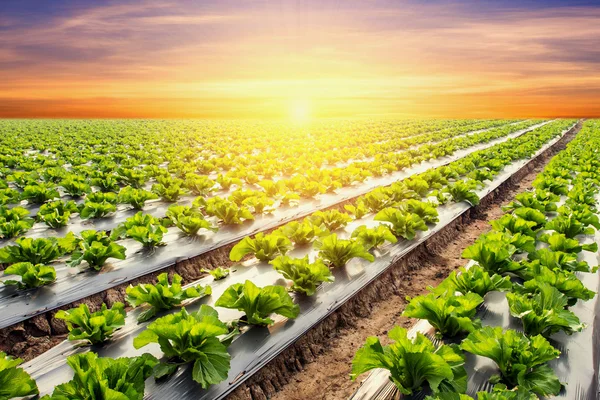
[0,118,597,400]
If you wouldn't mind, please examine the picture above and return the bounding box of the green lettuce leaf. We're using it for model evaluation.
[403,292,483,337]
[0,351,38,399]
[270,255,334,296]
[351,326,467,395]
[506,283,585,337]
[133,305,232,388]
[460,326,561,396]
[214,280,300,325]
[43,352,157,400]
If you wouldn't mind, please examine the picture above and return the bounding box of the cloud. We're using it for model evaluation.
[1,0,600,117]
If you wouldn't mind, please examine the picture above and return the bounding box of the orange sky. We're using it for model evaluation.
[1,1,600,119]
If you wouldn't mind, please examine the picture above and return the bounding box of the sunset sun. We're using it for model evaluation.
[289,99,312,124]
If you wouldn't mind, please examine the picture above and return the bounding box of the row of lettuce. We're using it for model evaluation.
[1,119,498,184]
[0,121,559,291]
[350,120,600,399]
[0,120,534,242]
[0,121,575,398]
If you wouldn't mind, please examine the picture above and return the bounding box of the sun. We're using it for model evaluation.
[289,99,311,124]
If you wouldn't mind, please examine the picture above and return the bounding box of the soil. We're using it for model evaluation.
[227,120,582,400]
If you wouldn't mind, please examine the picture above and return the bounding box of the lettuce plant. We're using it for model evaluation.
[0,237,66,265]
[0,206,34,238]
[0,351,38,399]
[399,199,439,224]
[68,230,126,270]
[308,209,353,231]
[444,180,480,205]
[56,302,126,344]
[462,238,523,276]
[506,283,585,337]
[351,327,467,395]
[86,191,118,204]
[202,197,254,225]
[2,262,56,289]
[117,167,147,188]
[360,189,394,213]
[314,234,374,268]
[432,264,512,298]
[126,272,212,322]
[216,174,242,190]
[91,173,120,193]
[513,207,546,230]
[516,264,595,306]
[344,202,369,219]
[545,214,594,238]
[527,248,594,273]
[110,211,163,240]
[242,195,275,214]
[374,208,428,240]
[425,386,538,400]
[539,232,598,253]
[270,255,334,296]
[490,214,538,238]
[403,292,483,337]
[117,186,158,209]
[201,266,231,280]
[165,205,217,236]
[479,231,535,253]
[350,224,397,250]
[60,178,91,197]
[460,327,561,396]
[20,182,60,204]
[184,174,216,196]
[215,280,300,325]
[152,180,186,202]
[38,200,79,228]
[273,220,325,245]
[127,224,168,247]
[43,352,157,400]
[229,232,292,262]
[502,191,557,213]
[79,201,117,220]
[133,306,232,387]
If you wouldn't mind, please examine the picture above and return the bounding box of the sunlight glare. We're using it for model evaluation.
[289,99,311,124]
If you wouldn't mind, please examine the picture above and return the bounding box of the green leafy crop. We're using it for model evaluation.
[55,302,126,344]
[229,232,292,262]
[0,351,38,399]
[403,292,483,337]
[460,326,561,396]
[215,280,300,325]
[351,327,467,395]
[42,352,157,400]
[2,262,56,290]
[314,233,374,268]
[68,230,126,270]
[133,306,232,388]
[270,255,334,296]
[126,273,212,322]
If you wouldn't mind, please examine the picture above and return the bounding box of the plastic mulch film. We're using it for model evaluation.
[0,121,556,329]
[21,123,573,399]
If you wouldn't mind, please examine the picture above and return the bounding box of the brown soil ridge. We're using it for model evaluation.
[225,121,582,400]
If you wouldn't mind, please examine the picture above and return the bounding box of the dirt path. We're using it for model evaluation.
[266,124,581,400]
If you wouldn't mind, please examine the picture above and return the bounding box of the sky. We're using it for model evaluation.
[1,0,600,119]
